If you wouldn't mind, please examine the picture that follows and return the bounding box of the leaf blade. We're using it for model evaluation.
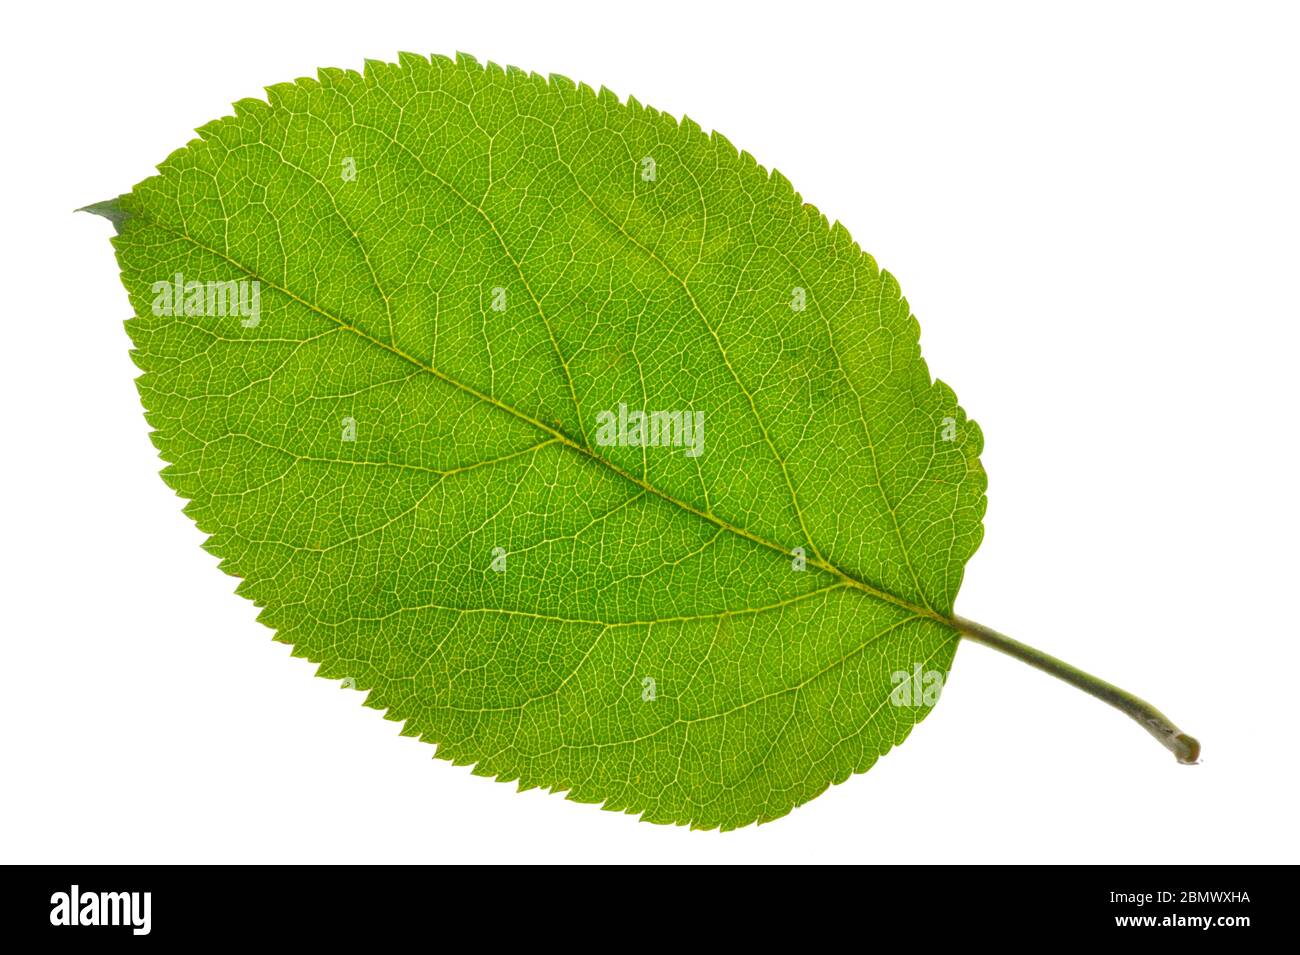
[105,53,985,828]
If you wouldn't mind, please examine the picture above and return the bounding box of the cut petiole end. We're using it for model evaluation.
[1173,733,1201,764]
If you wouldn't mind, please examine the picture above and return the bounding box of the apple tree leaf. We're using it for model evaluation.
[93,52,993,829]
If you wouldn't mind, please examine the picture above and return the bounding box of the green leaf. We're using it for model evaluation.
[95,52,995,829]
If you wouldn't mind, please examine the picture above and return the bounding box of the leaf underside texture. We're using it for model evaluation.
[104,52,986,829]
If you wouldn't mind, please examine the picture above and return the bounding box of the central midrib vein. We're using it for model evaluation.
[139,216,955,633]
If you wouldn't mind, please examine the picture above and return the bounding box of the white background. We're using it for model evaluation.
[2,1,1297,864]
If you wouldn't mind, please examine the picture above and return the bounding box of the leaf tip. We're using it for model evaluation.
[77,197,130,232]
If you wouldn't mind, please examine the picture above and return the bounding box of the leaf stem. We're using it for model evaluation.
[951,616,1200,764]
